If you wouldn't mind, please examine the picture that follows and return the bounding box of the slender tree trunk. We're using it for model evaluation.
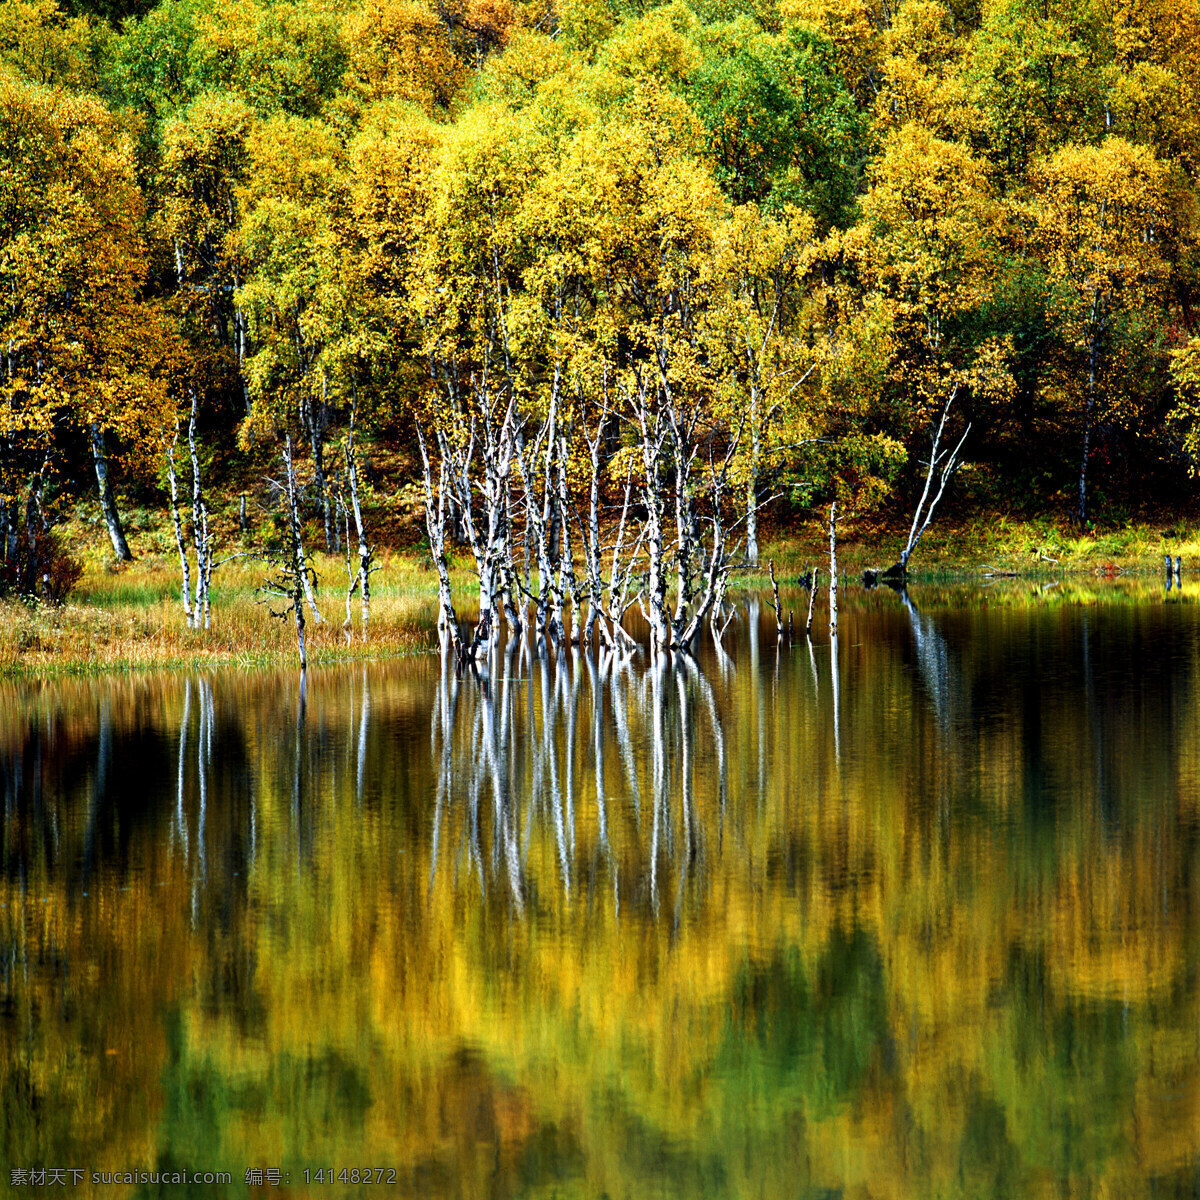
[517,387,566,643]
[629,378,671,657]
[672,441,694,632]
[232,257,251,416]
[415,423,461,654]
[499,485,522,635]
[642,485,669,657]
[344,420,372,636]
[828,501,838,639]
[4,497,18,565]
[89,424,132,561]
[746,406,761,567]
[574,401,613,648]
[555,435,576,631]
[283,435,309,670]
[896,386,969,575]
[306,390,332,552]
[340,499,356,642]
[187,393,208,621]
[22,466,45,596]
[199,505,213,629]
[745,472,759,569]
[769,559,782,638]
[166,434,194,627]
[1078,293,1103,528]
[283,435,322,624]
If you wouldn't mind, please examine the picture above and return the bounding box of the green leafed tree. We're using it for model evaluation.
[688,21,868,228]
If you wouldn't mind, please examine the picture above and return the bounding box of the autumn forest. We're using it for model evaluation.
[3,0,1200,647]
[7,2,1200,1193]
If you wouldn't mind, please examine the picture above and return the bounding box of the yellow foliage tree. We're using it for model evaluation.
[0,70,174,575]
[854,122,1011,566]
[1031,137,1174,524]
[340,0,464,113]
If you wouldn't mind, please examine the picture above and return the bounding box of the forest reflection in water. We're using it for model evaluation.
[2,584,1200,1198]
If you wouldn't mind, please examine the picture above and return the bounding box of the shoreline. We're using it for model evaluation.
[3,526,1195,679]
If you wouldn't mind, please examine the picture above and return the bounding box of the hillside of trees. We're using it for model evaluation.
[2,0,1200,627]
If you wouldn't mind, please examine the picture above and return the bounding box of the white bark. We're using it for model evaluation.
[899,386,970,572]
[167,432,195,628]
[282,435,309,670]
[415,422,461,654]
[343,414,373,636]
[90,424,132,562]
[828,501,838,639]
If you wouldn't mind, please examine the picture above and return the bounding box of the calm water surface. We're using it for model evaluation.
[3,582,1200,1198]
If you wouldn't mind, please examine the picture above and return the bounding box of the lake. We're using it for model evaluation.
[3,580,1200,1197]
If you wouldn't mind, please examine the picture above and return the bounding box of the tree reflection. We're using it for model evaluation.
[2,594,1200,1199]
[425,638,732,918]
[900,588,959,737]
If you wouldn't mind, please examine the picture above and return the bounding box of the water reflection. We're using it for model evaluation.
[2,586,1200,1198]
[426,637,738,925]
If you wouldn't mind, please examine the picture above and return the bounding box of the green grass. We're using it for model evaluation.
[756,513,1200,580]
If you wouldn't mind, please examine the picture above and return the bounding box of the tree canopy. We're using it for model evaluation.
[1,0,1198,597]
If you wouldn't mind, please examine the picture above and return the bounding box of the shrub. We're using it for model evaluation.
[0,532,83,604]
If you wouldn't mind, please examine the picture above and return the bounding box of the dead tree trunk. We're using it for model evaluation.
[889,386,970,582]
[166,432,195,627]
[415,423,462,654]
[343,415,373,636]
[828,501,838,639]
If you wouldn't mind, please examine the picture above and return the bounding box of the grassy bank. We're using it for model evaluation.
[3,511,1197,676]
[757,512,1200,580]
[0,552,442,676]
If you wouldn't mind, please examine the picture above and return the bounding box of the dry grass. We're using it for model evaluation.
[0,549,452,676]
